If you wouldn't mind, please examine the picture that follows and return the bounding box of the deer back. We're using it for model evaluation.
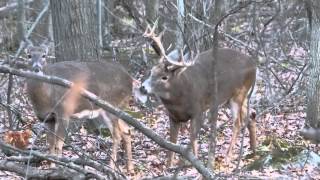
[27,61,132,120]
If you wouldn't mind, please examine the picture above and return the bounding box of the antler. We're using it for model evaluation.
[143,22,166,58]
[143,21,194,67]
[165,48,196,66]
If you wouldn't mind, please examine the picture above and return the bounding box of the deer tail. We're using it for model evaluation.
[63,76,87,116]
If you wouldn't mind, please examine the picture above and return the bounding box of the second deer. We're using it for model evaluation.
[25,44,134,174]
[137,25,257,166]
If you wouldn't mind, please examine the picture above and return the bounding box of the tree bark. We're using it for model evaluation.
[307,0,320,128]
[50,0,100,62]
[103,0,114,49]
[207,0,223,171]
[16,0,25,43]
[176,0,184,49]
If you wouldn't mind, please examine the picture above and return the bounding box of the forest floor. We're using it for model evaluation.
[0,76,319,179]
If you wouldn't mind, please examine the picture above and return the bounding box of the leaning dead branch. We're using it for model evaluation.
[0,65,215,179]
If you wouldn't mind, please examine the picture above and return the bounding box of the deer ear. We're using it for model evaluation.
[182,52,191,62]
[40,39,50,54]
[167,49,180,61]
[23,40,33,55]
[41,45,49,55]
[24,47,29,55]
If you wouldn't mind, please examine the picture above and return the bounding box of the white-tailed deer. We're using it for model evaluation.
[137,26,257,166]
[25,44,134,174]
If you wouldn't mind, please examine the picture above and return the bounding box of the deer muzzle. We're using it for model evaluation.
[139,86,148,95]
[140,78,153,95]
[32,62,43,74]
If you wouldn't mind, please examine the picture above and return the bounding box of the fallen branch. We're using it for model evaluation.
[0,141,126,180]
[0,65,215,179]
[141,175,193,180]
[6,155,124,180]
[0,160,85,180]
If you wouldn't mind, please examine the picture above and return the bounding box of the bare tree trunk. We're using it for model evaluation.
[176,0,184,49]
[50,0,100,62]
[307,0,320,128]
[207,0,223,171]
[103,0,114,49]
[97,0,102,49]
[17,0,25,43]
[6,0,26,129]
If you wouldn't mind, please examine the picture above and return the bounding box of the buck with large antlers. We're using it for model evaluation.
[137,25,257,166]
[25,44,135,174]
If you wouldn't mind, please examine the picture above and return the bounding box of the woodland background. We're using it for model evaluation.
[0,0,319,179]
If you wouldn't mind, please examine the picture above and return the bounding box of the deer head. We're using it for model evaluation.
[139,25,195,100]
[25,42,49,73]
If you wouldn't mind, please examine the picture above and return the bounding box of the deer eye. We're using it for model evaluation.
[161,76,168,81]
[42,54,46,58]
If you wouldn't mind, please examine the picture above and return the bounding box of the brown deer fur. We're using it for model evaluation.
[138,27,257,166]
[26,45,134,173]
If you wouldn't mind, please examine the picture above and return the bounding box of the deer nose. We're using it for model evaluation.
[34,68,40,73]
[32,63,42,73]
[140,86,148,95]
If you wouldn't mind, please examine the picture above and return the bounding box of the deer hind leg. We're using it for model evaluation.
[239,97,257,154]
[119,119,134,174]
[167,120,181,167]
[227,98,242,158]
[247,109,256,154]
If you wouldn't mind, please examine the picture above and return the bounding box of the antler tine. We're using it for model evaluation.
[158,29,165,39]
[143,18,159,37]
[165,49,185,66]
[180,49,185,65]
[143,24,152,37]
[143,21,167,58]
[167,49,194,67]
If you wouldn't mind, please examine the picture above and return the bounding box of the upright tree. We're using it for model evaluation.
[50,0,100,62]
[307,0,320,128]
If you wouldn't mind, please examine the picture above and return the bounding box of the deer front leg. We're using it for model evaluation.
[167,120,180,167]
[100,111,121,170]
[119,120,134,174]
[55,117,69,156]
[46,121,56,155]
[110,124,121,170]
[190,115,202,157]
